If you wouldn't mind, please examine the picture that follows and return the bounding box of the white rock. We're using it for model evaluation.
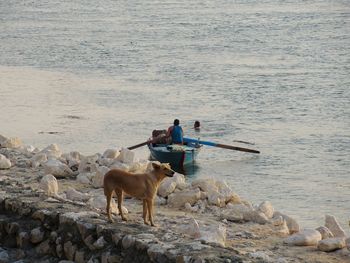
[207,190,226,207]
[39,144,62,159]
[44,159,73,178]
[19,144,36,154]
[216,180,241,204]
[62,151,81,168]
[325,214,346,238]
[178,218,201,238]
[102,149,119,159]
[0,154,11,169]
[40,174,58,197]
[283,228,322,246]
[220,204,253,222]
[158,179,177,198]
[116,148,136,164]
[154,195,167,206]
[59,211,100,224]
[258,201,274,219]
[316,226,334,239]
[92,166,110,188]
[66,188,90,202]
[244,210,269,224]
[0,137,22,148]
[30,153,48,168]
[76,172,94,184]
[93,236,106,249]
[110,161,129,171]
[167,188,201,208]
[273,211,300,234]
[128,160,149,173]
[200,224,226,248]
[78,154,99,173]
[191,178,218,192]
[318,237,346,252]
[184,202,199,213]
[173,173,186,188]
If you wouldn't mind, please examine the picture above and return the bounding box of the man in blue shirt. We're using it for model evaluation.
[166,119,184,144]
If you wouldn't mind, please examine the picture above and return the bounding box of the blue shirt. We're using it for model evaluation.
[171,125,183,144]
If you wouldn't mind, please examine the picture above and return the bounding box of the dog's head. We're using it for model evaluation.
[152,162,175,177]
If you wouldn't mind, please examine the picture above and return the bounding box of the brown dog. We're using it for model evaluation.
[103,162,175,226]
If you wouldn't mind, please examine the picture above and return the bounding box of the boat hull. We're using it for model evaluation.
[148,144,200,167]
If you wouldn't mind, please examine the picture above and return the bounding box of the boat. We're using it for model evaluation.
[148,143,201,168]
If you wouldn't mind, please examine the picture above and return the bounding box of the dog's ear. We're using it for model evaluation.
[152,162,161,169]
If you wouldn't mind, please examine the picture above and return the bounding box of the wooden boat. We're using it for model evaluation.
[148,143,201,167]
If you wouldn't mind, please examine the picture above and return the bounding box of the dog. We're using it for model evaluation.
[103,162,175,226]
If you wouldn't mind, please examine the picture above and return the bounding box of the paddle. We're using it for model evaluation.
[183,137,260,154]
[127,134,167,150]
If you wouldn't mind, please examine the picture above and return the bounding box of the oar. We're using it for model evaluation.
[127,134,167,150]
[233,140,255,145]
[127,140,149,150]
[183,137,260,154]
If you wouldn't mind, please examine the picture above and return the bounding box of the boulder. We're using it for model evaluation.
[316,226,334,239]
[167,188,201,208]
[39,144,62,159]
[92,166,110,188]
[216,180,241,204]
[273,211,300,234]
[244,210,269,224]
[191,178,217,192]
[318,237,346,252]
[30,227,45,244]
[221,204,253,222]
[76,172,94,184]
[62,151,81,169]
[200,224,226,248]
[116,148,136,164]
[284,229,322,246]
[0,154,11,169]
[66,188,90,202]
[40,174,58,197]
[102,149,119,159]
[44,159,74,178]
[325,214,346,238]
[30,153,48,168]
[87,195,127,215]
[78,154,99,173]
[158,179,177,198]
[178,218,201,238]
[258,201,274,219]
[0,137,22,148]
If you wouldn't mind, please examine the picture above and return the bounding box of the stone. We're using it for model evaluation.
[199,224,226,248]
[122,235,135,249]
[220,204,253,222]
[244,210,269,224]
[102,149,119,159]
[258,201,274,219]
[116,148,136,164]
[273,211,300,234]
[316,226,334,239]
[318,237,346,252]
[39,144,62,159]
[0,154,11,169]
[64,241,77,261]
[325,214,346,238]
[30,153,47,168]
[207,190,226,207]
[216,180,241,204]
[158,179,177,198]
[30,227,45,244]
[66,187,90,202]
[75,250,86,263]
[93,236,106,249]
[44,159,73,178]
[248,251,272,262]
[77,221,96,239]
[78,154,99,173]
[191,178,217,192]
[0,249,9,263]
[87,195,125,215]
[178,218,201,238]
[76,172,94,184]
[39,174,58,197]
[59,211,100,225]
[283,228,322,246]
[92,166,109,188]
[36,239,51,255]
[167,188,201,208]
[1,137,22,148]
[17,232,30,248]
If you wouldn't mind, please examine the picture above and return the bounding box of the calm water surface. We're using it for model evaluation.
[1,0,349,230]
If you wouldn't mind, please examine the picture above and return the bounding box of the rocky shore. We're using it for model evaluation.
[0,134,349,263]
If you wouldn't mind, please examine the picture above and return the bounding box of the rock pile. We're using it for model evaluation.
[0,133,349,262]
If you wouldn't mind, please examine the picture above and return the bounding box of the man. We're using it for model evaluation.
[166,119,184,144]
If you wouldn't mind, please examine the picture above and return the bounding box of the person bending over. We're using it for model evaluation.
[167,119,184,144]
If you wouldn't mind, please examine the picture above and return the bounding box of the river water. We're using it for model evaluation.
[1,0,349,231]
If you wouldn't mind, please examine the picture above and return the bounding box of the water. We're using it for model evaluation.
[1,0,349,231]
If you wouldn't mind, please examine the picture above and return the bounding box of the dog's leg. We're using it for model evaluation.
[146,198,156,227]
[106,191,114,222]
[116,189,127,221]
[143,199,149,225]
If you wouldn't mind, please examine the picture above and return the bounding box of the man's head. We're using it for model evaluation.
[173,119,180,126]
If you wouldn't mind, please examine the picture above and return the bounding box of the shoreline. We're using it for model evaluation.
[0,134,349,262]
